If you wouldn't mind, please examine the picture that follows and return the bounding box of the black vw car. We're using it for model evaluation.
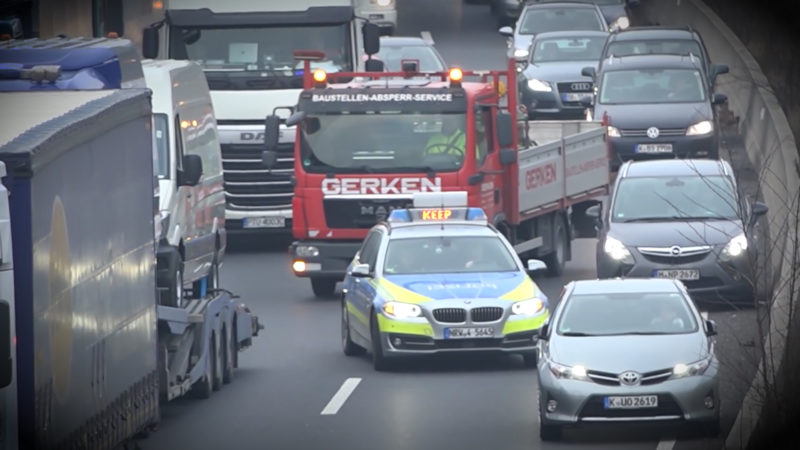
[584,54,728,170]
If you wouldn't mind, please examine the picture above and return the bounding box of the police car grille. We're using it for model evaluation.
[433,308,467,323]
[578,394,684,419]
[470,307,503,322]
[323,198,414,229]
[221,142,294,210]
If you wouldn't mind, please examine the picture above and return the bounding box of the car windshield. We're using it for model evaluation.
[376,44,446,71]
[599,68,706,104]
[299,113,468,173]
[557,292,699,336]
[153,113,170,179]
[612,175,739,222]
[383,236,519,274]
[606,39,704,60]
[168,24,352,90]
[519,8,606,35]
[532,36,607,63]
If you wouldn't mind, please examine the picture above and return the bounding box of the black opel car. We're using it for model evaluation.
[584,54,728,170]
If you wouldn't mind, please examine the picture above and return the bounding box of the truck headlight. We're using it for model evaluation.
[607,125,621,137]
[721,233,748,259]
[686,120,713,136]
[511,298,545,316]
[382,302,422,319]
[603,236,633,264]
[527,78,551,92]
[295,245,319,257]
[672,357,712,378]
[548,360,589,381]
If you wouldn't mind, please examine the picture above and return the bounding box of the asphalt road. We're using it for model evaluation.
[132,1,764,449]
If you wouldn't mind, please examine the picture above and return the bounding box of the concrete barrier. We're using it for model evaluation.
[636,1,800,448]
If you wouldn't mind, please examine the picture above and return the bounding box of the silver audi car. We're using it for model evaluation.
[536,278,720,441]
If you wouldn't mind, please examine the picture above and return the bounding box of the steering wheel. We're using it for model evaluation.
[425,142,464,157]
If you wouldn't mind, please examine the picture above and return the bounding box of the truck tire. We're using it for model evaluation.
[370,311,392,371]
[161,250,185,307]
[311,278,337,298]
[543,216,567,277]
[222,324,235,384]
[342,299,365,356]
[212,331,223,392]
[193,335,214,399]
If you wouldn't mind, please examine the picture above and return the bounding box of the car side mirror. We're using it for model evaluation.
[142,26,159,59]
[581,66,596,79]
[712,93,728,105]
[585,204,601,219]
[712,64,729,78]
[498,26,514,37]
[178,154,203,186]
[580,96,594,108]
[538,322,550,341]
[527,259,547,272]
[496,111,514,148]
[748,201,768,228]
[705,319,717,336]
[351,263,372,278]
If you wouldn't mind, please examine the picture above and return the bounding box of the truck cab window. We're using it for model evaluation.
[474,106,492,166]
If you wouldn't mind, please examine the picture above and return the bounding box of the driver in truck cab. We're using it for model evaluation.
[424,115,467,157]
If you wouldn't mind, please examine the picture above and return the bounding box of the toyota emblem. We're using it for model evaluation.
[619,371,641,386]
[670,246,682,256]
[646,127,660,139]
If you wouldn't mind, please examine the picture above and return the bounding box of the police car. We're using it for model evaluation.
[340,191,551,371]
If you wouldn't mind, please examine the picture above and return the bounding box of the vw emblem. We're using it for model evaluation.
[571,82,591,91]
[646,127,660,139]
[670,245,682,256]
[619,371,641,386]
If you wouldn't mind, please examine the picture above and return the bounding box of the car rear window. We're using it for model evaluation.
[557,292,699,336]
[383,236,518,274]
[519,9,606,35]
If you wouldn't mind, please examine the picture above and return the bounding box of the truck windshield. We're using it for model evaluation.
[384,236,519,275]
[168,24,352,90]
[299,113,467,173]
[153,113,170,179]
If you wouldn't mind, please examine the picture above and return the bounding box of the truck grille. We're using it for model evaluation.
[221,142,294,210]
[433,308,467,323]
[323,197,414,229]
[470,307,503,322]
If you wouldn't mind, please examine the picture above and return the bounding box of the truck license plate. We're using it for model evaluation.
[444,327,494,339]
[604,395,658,409]
[243,217,285,228]
[654,269,700,280]
[636,143,673,154]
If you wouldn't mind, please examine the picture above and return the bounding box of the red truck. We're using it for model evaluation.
[262,48,612,297]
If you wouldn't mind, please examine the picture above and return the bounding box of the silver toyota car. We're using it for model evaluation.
[536,278,720,441]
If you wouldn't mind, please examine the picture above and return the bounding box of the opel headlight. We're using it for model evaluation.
[607,125,621,137]
[295,245,319,257]
[686,120,713,136]
[603,236,633,264]
[382,302,422,319]
[514,48,529,59]
[721,232,748,259]
[672,357,712,378]
[527,78,552,92]
[548,360,589,381]
[512,298,545,316]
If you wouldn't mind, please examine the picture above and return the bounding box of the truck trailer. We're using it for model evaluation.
[263,46,612,297]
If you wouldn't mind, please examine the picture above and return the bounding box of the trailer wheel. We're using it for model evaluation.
[222,325,235,384]
[311,278,337,298]
[193,335,214,399]
[212,331,223,392]
[543,216,567,277]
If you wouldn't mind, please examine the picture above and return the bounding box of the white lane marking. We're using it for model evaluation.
[421,31,434,44]
[656,439,676,450]
[701,311,709,320]
[321,377,362,415]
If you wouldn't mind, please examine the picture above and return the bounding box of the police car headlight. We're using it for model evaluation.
[511,298,545,316]
[671,357,712,378]
[548,360,589,381]
[604,236,633,264]
[382,302,422,319]
[721,233,748,259]
[295,245,319,257]
[527,78,552,92]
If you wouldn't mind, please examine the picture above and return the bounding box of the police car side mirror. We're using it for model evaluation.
[527,259,547,272]
[351,263,372,278]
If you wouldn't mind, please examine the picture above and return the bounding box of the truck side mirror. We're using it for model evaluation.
[264,114,280,153]
[142,26,159,59]
[365,58,384,72]
[362,22,381,56]
[0,299,11,388]
[285,111,307,127]
[178,154,203,186]
[585,204,601,219]
[261,150,278,169]
[496,111,513,149]
[499,149,516,166]
[581,66,596,79]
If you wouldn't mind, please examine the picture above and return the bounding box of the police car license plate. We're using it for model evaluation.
[636,143,673,154]
[243,216,285,228]
[654,269,700,280]
[604,395,658,409]
[445,327,494,339]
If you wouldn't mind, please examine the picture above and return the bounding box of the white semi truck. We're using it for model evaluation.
[141,0,382,240]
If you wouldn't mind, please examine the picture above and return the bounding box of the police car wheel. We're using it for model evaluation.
[370,312,392,371]
[342,300,365,356]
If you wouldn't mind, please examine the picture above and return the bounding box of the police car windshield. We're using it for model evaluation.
[299,113,467,174]
[168,24,352,90]
[557,292,698,336]
[612,175,738,222]
[383,236,518,275]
